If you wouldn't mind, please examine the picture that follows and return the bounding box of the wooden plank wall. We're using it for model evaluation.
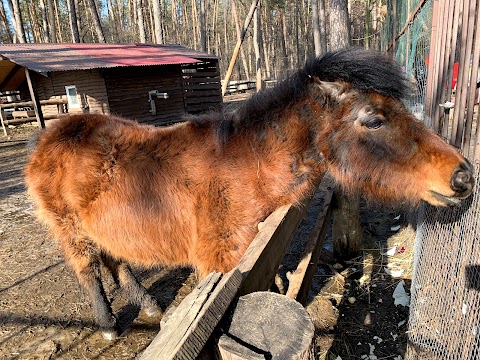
[32,70,110,117]
[182,61,222,114]
[103,65,186,125]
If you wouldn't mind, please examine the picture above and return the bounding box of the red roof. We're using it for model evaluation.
[0,43,216,73]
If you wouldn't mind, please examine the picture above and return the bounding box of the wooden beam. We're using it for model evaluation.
[0,98,67,109]
[221,0,261,96]
[24,68,45,129]
[4,114,62,126]
[236,202,308,296]
[286,179,334,305]
[140,269,243,360]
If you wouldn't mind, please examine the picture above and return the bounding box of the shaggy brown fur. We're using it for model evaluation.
[24,48,474,338]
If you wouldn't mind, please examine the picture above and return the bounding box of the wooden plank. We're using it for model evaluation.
[183,84,222,91]
[0,98,67,109]
[286,178,334,305]
[183,77,221,85]
[4,114,62,126]
[237,202,309,296]
[141,189,316,358]
[184,72,221,78]
[141,269,243,360]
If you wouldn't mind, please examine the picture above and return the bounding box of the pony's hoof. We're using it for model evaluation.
[143,305,162,317]
[101,328,120,340]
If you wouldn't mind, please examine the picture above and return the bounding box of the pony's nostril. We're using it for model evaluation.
[451,167,474,194]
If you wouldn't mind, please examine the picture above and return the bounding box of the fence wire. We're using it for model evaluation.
[382,0,480,358]
[407,164,480,360]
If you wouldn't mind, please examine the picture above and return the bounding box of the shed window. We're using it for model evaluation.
[65,85,80,108]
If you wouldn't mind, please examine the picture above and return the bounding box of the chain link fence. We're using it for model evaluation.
[407,166,480,359]
[382,0,480,358]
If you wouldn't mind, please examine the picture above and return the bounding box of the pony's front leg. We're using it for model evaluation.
[62,240,119,339]
[101,255,162,318]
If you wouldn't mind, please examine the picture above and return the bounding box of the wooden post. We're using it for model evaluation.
[332,189,362,260]
[25,68,45,129]
[0,108,10,136]
[221,0,260,96]
[286,179,333,305]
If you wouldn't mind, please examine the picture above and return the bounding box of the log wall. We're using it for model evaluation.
[28,61,222,126]
[32,70,110,118]
[103,65,186,125]
[182,61,222,114]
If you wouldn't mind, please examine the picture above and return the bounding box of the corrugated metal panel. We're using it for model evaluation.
[0,43,215,73]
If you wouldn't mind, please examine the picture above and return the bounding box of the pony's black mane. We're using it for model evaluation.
[304,47,409,100]
[199,48,409,144]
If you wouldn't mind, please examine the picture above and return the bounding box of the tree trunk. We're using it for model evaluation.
[253,5,262,91]
[47,0,57,42]
[199,0,206,51]
[67,0,80,42]
[53,0,63,42]
[318,0,327,53]
[261,5,271,79]
[278,10,288,71]
[231,0,250,79]
[311,0,322,56]
[74,0,82,41]
[365,0,371,48]
[151,0,163,43]
[0,1,13,43]
[40,0,50,42]
[136,0,147,42]
[328,0,351,50]
[28,0,42,43]
[9,0,26,43]
[86,0,105,42]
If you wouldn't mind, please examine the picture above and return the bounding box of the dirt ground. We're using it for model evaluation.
[0,123,415,359]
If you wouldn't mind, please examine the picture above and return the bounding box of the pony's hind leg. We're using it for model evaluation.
[101,255,162,318]
[62,239,119,340]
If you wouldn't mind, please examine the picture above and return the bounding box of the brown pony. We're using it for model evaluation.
[25,48,474,339]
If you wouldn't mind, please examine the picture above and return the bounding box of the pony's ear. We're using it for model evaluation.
[311,77,348,102]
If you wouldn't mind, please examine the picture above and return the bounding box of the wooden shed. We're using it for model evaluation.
[0,43,221,131]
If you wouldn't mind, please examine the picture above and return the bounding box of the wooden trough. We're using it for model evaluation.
[140,177,334,360]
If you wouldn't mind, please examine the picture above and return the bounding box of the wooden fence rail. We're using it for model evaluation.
[141,177,334,359]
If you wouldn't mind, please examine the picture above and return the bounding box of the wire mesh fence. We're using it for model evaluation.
[381,0,434,124]
[382,0,480,358]
[407,164,480,359]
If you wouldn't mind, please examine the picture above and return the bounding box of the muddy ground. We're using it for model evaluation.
[0,123,415,359]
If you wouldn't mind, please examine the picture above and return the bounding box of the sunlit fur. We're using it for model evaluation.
[24,48,473,336]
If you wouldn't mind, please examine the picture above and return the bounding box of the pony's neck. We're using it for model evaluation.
[235,98,328,207]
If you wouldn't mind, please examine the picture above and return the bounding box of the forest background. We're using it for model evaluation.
[0,0,387,81]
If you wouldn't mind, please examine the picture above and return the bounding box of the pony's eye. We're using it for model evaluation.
[364,117,384,130]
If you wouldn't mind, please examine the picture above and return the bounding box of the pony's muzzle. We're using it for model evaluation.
[451,160,475,198]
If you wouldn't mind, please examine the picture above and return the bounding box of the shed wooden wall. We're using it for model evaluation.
[29,60,221,126]
[32,69,110,118]
[103,65,185,125]
[182,60,222,114]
